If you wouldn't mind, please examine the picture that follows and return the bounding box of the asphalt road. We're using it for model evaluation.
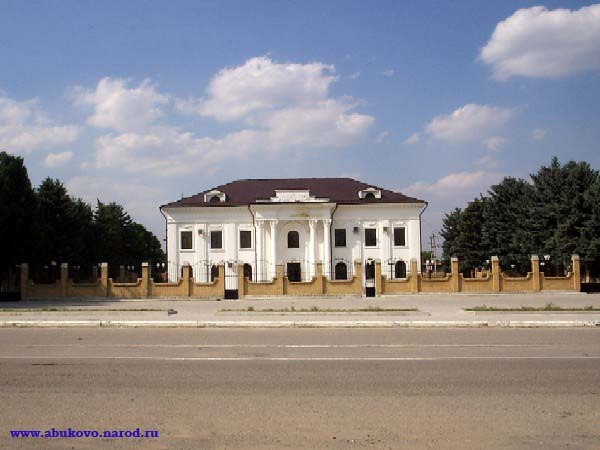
[1,328,599,449]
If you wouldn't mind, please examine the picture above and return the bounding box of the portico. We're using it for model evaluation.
[251,198,335,281]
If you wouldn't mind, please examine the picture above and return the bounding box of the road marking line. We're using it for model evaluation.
[7,343,557,348]
[1,356,599,361]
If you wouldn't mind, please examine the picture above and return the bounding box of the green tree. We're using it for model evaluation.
[441,198,487,273]
[36,178,94,265]
[93,201,164,268]
[481,177,534,271]
[529,157,598,269]
[0,152,37,269]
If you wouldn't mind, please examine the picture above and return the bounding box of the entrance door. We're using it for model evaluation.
[287,262,302,282]
[364,260,376,297]
[224,262,239,299]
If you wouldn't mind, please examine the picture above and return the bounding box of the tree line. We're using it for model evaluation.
[441,157,600,275]
[0,151,164,280]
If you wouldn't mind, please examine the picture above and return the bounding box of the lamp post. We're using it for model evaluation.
[544,254,551,276]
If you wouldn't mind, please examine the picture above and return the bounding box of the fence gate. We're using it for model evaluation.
[224,261,239,300]
[364,259,376,297]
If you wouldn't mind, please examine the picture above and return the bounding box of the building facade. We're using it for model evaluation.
[160,178,427,295]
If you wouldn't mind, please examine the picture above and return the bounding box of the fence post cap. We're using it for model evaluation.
[491,256,499,262]
[450,257,459,262]
[100,262,108,268]
[141,262,149,267]
[571,254,580,260]
[531,255,539,261]
[61,263,68,268]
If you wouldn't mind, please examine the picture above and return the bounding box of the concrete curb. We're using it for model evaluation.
[0,320,598,328]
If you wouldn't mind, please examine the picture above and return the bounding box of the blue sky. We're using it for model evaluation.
[1,0,599,243]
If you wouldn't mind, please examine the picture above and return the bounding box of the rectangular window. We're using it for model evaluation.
[239,230,252,249]
[394,227,406,246]
[334,229,346,247]
[210,230,223,249]
[365,228,377,247]
[180,230,193,250]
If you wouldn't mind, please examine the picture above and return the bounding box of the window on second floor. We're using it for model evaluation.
[288,231,299,248]
[210,230,223,249]
[239,230,252,249]
[393,227,406,246]
[180,231,193,250]
[365,228,377,247]
[334,229,346,247]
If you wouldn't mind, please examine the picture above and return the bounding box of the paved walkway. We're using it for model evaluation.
[1,292,599,327]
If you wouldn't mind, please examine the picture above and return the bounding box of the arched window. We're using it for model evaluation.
[395,260,406,279]
[287,231,299,248]
[243,263,252,280]
[210,265,219,281]
[364,192,376,199]
[335,262,348,280]
[209,195,221,203]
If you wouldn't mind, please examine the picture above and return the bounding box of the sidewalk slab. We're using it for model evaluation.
[1,319,598,328]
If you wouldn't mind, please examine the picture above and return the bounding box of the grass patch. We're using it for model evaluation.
[219,306,418,313]
[465,303,600,312]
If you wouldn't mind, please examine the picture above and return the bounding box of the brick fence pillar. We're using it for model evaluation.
[451,257,460,292]
[182,263,192,297]
[276,265,285,295]
[60,263,69,297]
[237,264,246,298]
[100,263,109,297]
[572,255,581,292]
[491,256,500,292]
[410,258,419,293]
[141,262,149,298]
[20,263,29,300]
[375,260,382,296]
[531,255,541,291]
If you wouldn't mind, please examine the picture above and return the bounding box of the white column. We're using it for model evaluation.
[323,219,331,279]
[256,220,264,281]
[308,219,317,280]
[269,220,278,280]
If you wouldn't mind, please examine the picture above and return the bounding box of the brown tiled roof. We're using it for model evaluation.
[161,178,426,208]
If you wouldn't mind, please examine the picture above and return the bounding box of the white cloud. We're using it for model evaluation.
[480,4,600,80]
[402,171,503,202]
[0,96,79,153]
[484,136,508,151]
[381,69,395,77]
[424,104,514,143]
[43,151,73,167]
[401,170,505,237]
[532,128,547,141]
[75,57,374,177]
[404,132,421,145]
[349,72,361,80]
[180,56,337,122]
[375,131,389,144]
[91,127,264,176]
[72,77,169,132]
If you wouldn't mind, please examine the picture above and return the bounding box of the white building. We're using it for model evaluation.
[160,178,427,295]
